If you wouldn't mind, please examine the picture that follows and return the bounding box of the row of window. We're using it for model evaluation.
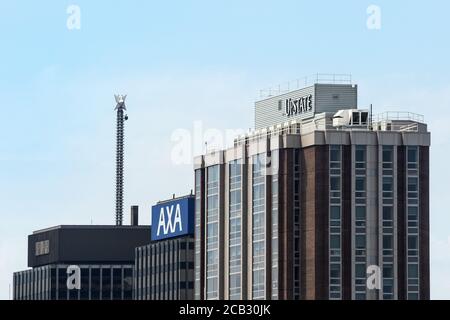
[14,265,133,300]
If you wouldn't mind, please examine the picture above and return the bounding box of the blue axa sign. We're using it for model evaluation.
[151,197,195,241]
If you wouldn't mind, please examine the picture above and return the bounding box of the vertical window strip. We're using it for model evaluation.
[354,145,367,300]
[252,154,266,300]
[329,145,342,299]
[206,165,219,300]
[406,146,419,299]
[293,150,301,299]
[194,169,201,300]
[229,160,242,300]
[271,151,279,300]
[381,146,394,300]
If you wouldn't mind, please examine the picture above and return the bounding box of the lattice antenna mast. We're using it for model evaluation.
[114,94,128,226]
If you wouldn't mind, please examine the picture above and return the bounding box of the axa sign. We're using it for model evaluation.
[151,197,194,241]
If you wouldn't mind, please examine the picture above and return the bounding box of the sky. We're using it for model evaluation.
[0,0,449,299]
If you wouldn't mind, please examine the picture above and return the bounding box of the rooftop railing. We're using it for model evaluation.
[258,73,352,100]
[373,111,424,123]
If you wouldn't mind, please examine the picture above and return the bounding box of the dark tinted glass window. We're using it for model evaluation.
[356,177,365,191]
[330,177,340,191]
[383,235,393,249]
[101,268,111,300]
[355,235,365,249]
[330,235,340,249]
[383,206,393,220]
[355,264,365,278]
[330,206,340,220]
[355,146,366,162]
[408,147,418,163]
[123,268,133,300]
[91,268,100,300]
[382,147,393,162]
[113,268,122,300]
[330,147,341,162]
[356,206,366,220]
[58,268,67,300]
[80,268,89,300]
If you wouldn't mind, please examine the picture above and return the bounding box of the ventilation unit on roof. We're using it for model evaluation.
[332,109,369,129]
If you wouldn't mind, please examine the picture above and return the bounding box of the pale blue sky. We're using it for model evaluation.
[0,0,449,299]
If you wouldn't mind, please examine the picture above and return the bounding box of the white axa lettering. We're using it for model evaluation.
[157,204,183,236]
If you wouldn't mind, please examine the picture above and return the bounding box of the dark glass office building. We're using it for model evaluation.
[13,264,134,300]
[134,194,196,300]
[13,224,151,300]
[134,236,195,300]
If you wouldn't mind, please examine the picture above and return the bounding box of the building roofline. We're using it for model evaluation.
[156,193,194,205]
[32,225,151,234]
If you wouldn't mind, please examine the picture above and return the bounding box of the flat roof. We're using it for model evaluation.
[33,224,151,234]
[156,193,194,205]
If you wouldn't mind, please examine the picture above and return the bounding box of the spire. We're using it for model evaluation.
[114,94,128,226]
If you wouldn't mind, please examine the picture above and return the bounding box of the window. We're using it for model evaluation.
[35,240,50,256]
[383,265,393,278]
[408,207,418,221]
[408,177,418,192]
[383,207,393,220]
[383,235,393,249]
[408,293,419,300]
[355,207,365,220]
[330,177,341,191]
[355,177,365,191]
[382,177,393,191]
[408,235,418,250]
[207,224,218,237]
[355,235,365,249]
[408,264,418,278]
[91,268,100,300]
[330,148,341,162]
[101,268,111,300]
[330,206,340,220]
[355,147,366,162]
[330,264,340,278]
[330,235,340,249]
[408,147,418,163]
[80,268,89,300]
[355,264,365,278]
[382,147,393,162]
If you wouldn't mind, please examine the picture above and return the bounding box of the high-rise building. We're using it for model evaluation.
[193,78,430,300]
